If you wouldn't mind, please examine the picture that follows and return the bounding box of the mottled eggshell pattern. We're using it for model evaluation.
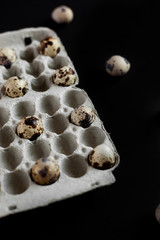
[155,204,160,224]
[3,76,28,98]
[53,66,77,86]
[70,105,95,128]
[16,116,43,141]
[39,36,61,58]
[51,5,74,23]
[105,55,130,76]
[88,144,117,170]
[0,47,16,68]
[31,157,60,185]
[0,27,120,218]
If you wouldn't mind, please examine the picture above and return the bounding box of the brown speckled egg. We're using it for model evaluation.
[53,66,77,86]
[31,157,60,185]
[105,55,130,76]
[39,36,61,58]
[51,5,74,23]
[70,105,95,128]
[0,47,16,68]
[88,144,117,170]
[4,76,28,98]
[16,116,43,141]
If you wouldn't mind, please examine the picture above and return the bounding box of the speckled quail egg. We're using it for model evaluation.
[39,36,61,58]
[3,76,28,98]
[105,55,130,76]
[16,116,43,141]
[53,66,77,86]
[88,143,118,170]
[0,47,16,68]
[155,204,160,224]
[51,5,74,23]
[31,157,60,185]
[70,105,95,128]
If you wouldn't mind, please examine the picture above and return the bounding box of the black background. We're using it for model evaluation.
[0,0,160,238]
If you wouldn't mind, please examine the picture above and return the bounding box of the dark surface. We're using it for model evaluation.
[0,0,160,238]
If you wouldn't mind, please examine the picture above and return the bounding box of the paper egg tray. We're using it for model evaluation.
[0,27,119,218]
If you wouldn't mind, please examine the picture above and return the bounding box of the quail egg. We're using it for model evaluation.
[4,76,28,98]
[0,47,16,68]
[39,36,61,58]
[51,5,74,23]
[70,105,95,128]
[105,55,130,76]
[16,116,43,141]
[88,143,118,170]
[155,204,160,224]
[31,157,60,185]
[53,66,77,86]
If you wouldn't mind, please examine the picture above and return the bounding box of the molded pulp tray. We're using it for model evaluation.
[0,27,119,218]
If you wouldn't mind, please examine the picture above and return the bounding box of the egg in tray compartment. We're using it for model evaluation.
[0,27,119,218]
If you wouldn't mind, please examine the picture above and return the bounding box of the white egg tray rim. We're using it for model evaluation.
[0,27,119,218]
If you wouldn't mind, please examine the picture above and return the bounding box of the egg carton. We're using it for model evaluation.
[0,27,119,218]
